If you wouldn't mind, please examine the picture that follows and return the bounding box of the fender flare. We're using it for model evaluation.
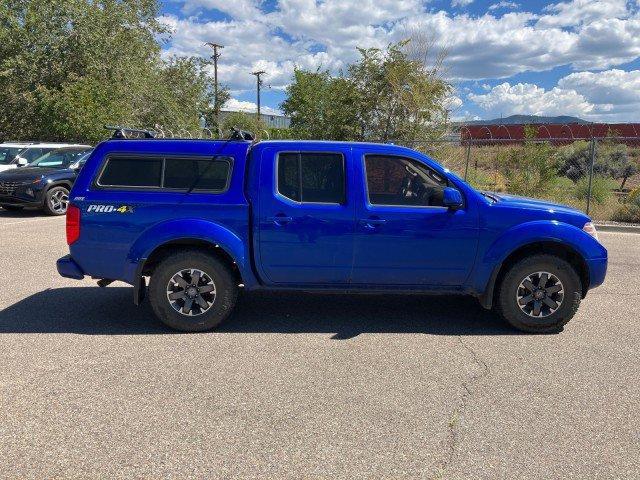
[125,218,256,303]
[473,220,606,309]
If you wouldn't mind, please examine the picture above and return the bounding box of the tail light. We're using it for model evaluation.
[66,204,81,245]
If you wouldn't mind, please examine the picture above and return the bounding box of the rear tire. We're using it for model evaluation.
[148,249,238,332]
[1,205,24,211]
[496,254,581,333]
[43,186,69,215]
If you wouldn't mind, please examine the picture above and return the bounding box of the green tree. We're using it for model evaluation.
[280,41,451,142]
[348,41,451,143]
[0,0,213,143]
[281,69,359,140]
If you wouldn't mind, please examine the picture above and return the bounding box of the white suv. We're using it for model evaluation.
[0,142,91,172]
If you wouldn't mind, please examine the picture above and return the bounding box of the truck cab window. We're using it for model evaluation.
[277,152,345,204]
[365,155,448,207]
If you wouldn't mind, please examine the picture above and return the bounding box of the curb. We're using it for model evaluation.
[595,223,640,234]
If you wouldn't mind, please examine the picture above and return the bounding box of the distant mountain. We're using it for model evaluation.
[461,114,589,125]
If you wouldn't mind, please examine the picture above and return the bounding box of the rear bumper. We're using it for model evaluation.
[57,254,84,280]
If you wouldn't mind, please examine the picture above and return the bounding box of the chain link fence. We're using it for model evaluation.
[400,137,640,223]
[106,127,640,223]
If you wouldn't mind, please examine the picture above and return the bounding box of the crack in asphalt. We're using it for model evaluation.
[433,336,490,479]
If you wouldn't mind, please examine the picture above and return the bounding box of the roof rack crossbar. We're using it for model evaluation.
[228,127,255,141]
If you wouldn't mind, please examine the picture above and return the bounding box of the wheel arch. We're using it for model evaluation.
[142,238,242,285]
[479,240,589,309]
[125,218,259,305]
[44,180,73,192]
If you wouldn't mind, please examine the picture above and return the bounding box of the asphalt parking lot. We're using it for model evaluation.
[0,211,638,479]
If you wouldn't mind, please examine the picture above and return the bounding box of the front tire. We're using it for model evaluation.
[43,186,69,215]
[148,250,238,332]
[496,254,582,333]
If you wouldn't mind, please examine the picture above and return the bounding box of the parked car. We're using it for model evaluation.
[0,147,92,215]
[57,137,607,333]
[0,142,91,172]
[0,142,34,171]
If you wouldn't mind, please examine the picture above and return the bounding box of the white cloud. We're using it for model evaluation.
[451,0,474,7]
[488,1,519,11]
[159,14,333,91]
[162,0,640,116]
[444,94,464,110]
[468,69,640,121]
[468,82,594,117]
[224,98,281,115]
[558,69,640,120]
[397,9,640,80]
[537,0,629,28]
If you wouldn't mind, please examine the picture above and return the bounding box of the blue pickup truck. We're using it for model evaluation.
[57,135,607,333]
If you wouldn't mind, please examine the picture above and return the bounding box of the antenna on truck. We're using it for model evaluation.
[105,126,156,139]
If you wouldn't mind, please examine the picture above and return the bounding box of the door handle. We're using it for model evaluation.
[359,218,386,228]
[268,214,293,225]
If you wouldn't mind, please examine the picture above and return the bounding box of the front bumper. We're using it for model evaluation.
[57,254,84,280]
[0,197,42,207]
[0,188,44,207]
[587,256,608,290]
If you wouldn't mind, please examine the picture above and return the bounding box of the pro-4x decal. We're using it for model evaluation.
[87,204,134,213]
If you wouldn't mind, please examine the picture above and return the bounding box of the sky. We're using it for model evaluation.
[158,0,640,122]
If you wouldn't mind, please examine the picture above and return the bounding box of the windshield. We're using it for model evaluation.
[0,147,22,165]
[70,150,92,168]
[30,148,91,169]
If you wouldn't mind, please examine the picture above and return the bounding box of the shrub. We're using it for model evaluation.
[612,204,640,223]
[501,141,560,197]
[543,176,576,204]
[573,175,617,204]
[465,169,507,192]
[627,186,640,206]
[558,142,638,188]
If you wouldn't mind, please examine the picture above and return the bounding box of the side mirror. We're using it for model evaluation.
[443,187,463,210]
[16,157,28,167]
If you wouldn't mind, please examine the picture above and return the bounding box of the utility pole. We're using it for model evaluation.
[251,70,266,121]
[205,42,224,128]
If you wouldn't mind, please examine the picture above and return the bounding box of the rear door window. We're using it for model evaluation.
[277,152,345,204]
[277,153,301,201]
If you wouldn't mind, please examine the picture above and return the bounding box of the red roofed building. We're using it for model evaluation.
[460,123,640,145]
